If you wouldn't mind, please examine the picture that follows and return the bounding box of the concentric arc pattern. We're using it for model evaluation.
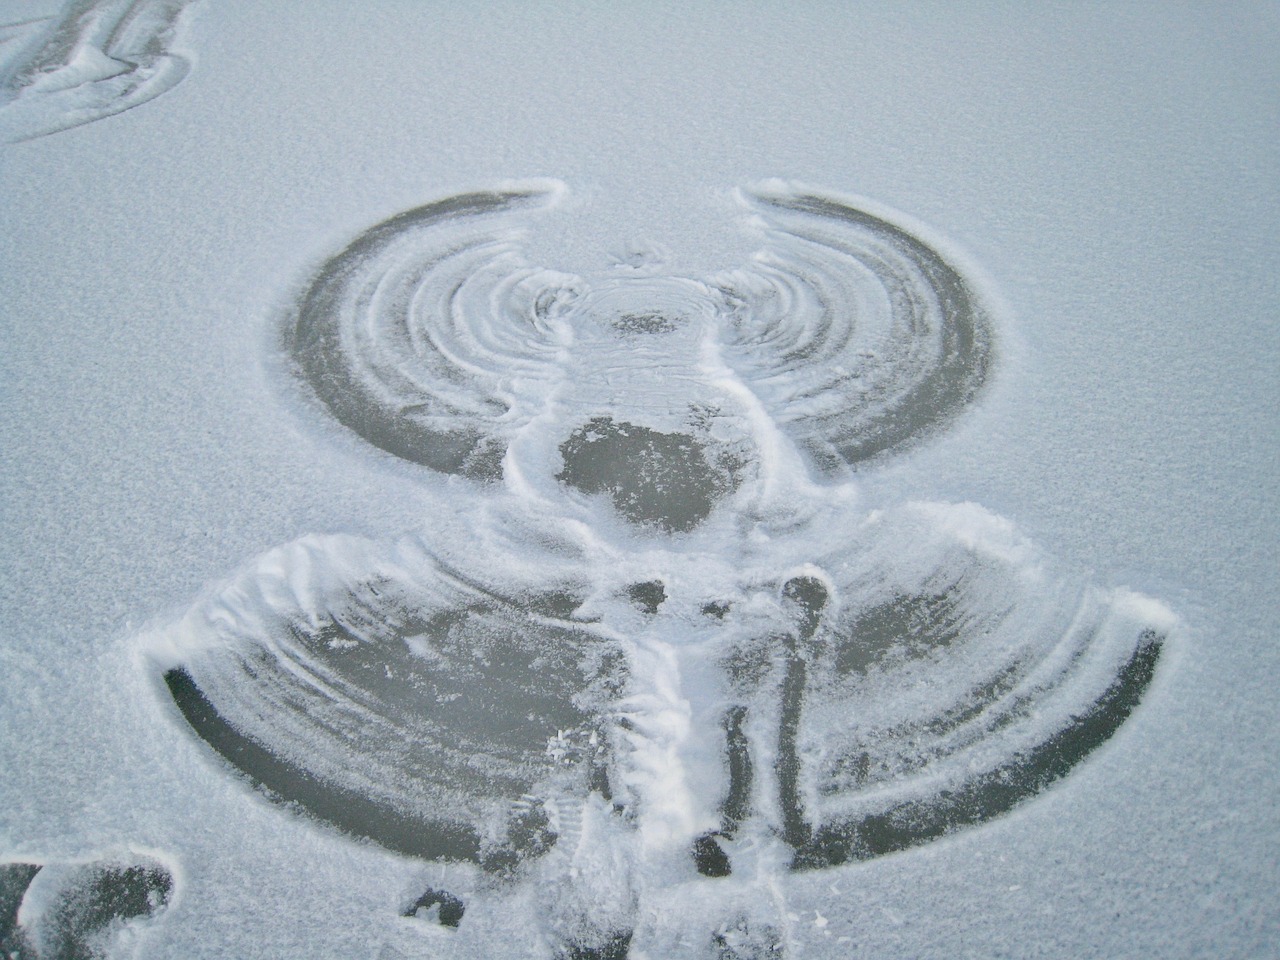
[284,181,994,494]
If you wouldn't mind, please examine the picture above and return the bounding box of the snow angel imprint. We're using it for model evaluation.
[148,181,1175,959]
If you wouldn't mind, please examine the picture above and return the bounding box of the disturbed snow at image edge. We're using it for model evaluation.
[0,0,198,143]
[87,181,1180,960]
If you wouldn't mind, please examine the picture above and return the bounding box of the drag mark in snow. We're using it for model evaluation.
[148,182,1175,959]
[0,0,198,143]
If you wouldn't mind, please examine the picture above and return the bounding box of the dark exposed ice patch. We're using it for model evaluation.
[625,580,667,615]
[403,887,465,929]
[691,832,731,879]
[557,419,741,532]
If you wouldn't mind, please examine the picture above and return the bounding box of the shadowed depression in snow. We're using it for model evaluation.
[152,182,1172,959]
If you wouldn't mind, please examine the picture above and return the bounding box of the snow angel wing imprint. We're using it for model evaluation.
[283,179,994,495]
[153,504,1172,886]
[159,533,624,867]
[285,184,577,481]
[713,184,993,473]
[708,504,1172,875]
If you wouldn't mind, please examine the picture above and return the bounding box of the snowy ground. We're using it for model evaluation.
[1,2,1277,958]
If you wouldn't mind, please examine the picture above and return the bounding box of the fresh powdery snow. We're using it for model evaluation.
[1,2,1277,959]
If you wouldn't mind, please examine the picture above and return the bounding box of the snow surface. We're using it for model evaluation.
[1,1,1278,958]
